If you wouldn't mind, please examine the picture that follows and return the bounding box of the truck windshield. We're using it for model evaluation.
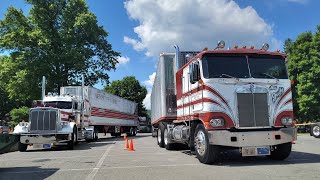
[202,54,288,79]
[202,56,249,78]
[44,101,72,109]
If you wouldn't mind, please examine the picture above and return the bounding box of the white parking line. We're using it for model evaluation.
[0,156,99,162]
[85,144,114,180]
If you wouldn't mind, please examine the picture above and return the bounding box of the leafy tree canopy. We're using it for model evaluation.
[285,26,320,122]
[0,0,119,101]
[104,76,149,119]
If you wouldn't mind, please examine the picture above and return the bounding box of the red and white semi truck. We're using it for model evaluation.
[151,41,296,164]
[14,77,139,151]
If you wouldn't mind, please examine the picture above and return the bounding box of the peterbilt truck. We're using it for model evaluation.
[14,77,139,151]
[151,41,296,164]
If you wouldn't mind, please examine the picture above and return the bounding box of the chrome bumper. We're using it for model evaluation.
[20,133,71,145]
[207,128,296,147]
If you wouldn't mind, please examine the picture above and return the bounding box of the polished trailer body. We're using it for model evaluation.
[151,53,177,126]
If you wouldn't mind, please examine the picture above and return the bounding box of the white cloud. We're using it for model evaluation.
[143,72,156,86]
[124,0,281,56]
[142,72,156,110]
[287,0,308,4]
[123,36,145,51]
[116,56,130,67]
[143,92,151,110]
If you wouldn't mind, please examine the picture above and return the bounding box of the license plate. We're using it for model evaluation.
[33,144,51,149]
[242,147,270,156]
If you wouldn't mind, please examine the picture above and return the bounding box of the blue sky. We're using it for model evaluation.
[1,0,320,109]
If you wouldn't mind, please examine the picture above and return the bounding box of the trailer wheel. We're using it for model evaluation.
[157,124,165,148]
[164,128,176,150]
[194,124,220,164]
[267,142,292,160]
[94,128,99,141]
[18,142,28,152]
[311,124,320,138]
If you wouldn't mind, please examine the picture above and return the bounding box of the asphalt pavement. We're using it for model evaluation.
[0,133,320,180]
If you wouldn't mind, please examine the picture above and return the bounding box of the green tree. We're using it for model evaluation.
[9,106,29,128]
[0,0,119,101]
[104,76,149,118]
[285,26,320,122]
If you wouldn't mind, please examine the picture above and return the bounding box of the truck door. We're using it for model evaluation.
[189,62,203,112]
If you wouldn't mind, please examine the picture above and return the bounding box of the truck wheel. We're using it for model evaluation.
[268,142,292,160]
[18,142,28,152]
[157,125,165,148]
[311,124,320,138]
[94,128,99,141]
[194,124,220,164]
[164,128,176,150]
[68,127,77,150]
[151,126,157,137]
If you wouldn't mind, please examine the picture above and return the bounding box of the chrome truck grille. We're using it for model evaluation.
[237,93,269,127]
[30,109,57,132]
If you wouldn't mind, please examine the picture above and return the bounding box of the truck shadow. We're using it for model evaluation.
[0,166,58,180]
[181,150,320,166]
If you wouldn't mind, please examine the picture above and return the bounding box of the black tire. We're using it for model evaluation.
[311,124,320,138]
[18,142,28,152]
[67,127,77,150]
[164,128,176,150]
[157,124,165,148]
[151,126,157,137]
[94,128,98,141]
[129,127,137,136]
[268,142,292,160]
[194,124,220,164]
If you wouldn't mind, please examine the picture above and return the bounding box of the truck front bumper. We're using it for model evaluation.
[20,133,71,145]
[207,127,296,147]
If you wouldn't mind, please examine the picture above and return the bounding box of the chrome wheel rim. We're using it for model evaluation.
[157,129,162,144]
[313,126,320,136]
[73,133,77,143]
[164,129,168,145]
[195,130,206,156]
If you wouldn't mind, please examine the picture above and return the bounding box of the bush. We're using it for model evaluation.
[9,106,29,128]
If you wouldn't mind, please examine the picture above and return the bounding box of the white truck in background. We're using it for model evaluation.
[14,77,139,151]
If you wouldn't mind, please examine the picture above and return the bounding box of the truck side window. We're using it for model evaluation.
[190,62,200,84]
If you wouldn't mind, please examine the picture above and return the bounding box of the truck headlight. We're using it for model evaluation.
[281,117,293,126]
[210,118,224,127]
[60,122,69,127]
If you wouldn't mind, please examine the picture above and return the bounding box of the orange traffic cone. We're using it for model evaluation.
[128,139,135,151]
[124,139,129,150]
[124,134,127,141]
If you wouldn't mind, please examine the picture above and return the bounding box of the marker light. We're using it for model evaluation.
[217,40,225,49]
[250,46,254,49]
[261,43,269,51]
[242,46,246,49]
[234,45,238,49]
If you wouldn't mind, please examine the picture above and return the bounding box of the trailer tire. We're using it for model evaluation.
[194,124,220,164]
[18,142,28,152]
[129,127,137,136]
[157,124,165,148]
[311,124,320,138]
[268,142,292,160]
[94,128,99,141]
[164,128,176,150]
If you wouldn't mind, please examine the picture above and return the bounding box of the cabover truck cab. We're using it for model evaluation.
[14,78,139,151]
[151,42,296,164]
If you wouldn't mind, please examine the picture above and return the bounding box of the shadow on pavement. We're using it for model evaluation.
[0,166,58,180]
[180,150,320,166]
[25,133,151,152]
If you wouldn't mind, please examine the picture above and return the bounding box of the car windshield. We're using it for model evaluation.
[202,54,288,79]
[44,101,72,109]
